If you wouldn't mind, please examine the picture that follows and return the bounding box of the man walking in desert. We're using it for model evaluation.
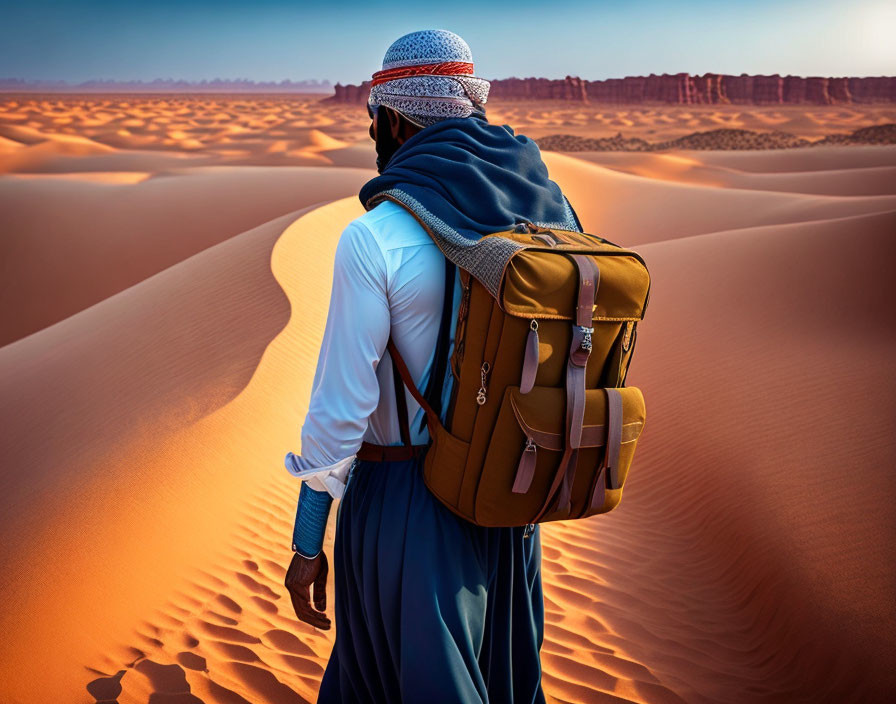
[283,29,584,703]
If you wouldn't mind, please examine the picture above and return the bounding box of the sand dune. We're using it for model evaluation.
[560,150,896,196]
[543,150,896,245]
[551,207,896,702]
[0,165,375,345]
[3,96,895,169]
[0,204,341,703]
[0,96,375,168]
[641,143,896,173]
[0,96,894,703]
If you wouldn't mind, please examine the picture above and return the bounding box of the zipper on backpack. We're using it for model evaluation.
[475,361,490,405]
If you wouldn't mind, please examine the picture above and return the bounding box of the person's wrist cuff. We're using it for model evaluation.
[292,543,322,560]
[292,481,332,557]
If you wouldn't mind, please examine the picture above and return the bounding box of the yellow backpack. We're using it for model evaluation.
[387,221,650,534]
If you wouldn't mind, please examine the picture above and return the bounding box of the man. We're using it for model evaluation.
[283,29,583,703]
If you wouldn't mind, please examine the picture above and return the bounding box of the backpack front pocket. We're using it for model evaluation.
[473,385,646,526]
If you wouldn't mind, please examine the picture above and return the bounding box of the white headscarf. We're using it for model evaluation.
[368,29,491,128]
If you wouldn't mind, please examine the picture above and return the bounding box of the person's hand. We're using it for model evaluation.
[285,550,331,630]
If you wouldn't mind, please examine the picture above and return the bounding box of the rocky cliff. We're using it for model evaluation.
[325,73,896,105]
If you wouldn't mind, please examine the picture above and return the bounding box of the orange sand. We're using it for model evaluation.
[0,95,894,703]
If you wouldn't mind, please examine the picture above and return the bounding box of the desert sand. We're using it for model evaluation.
[0,95,894,703]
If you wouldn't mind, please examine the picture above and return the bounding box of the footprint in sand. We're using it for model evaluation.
[176,651,208,672]
[249,594,280,614]
[133,660,203,703]
[261,628,317,657]
[197,620,262,644]
[205,639,263,663]
[203,609,240,626]
[221,661,312,703]
[235,571,281,599]
[85,669,126,702]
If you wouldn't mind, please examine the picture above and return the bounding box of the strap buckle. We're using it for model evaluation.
[569,324,594,366]
[578,325,594,353]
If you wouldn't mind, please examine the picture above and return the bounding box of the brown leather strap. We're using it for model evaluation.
[567,253,599,447]
[574,253,599,329]
[556,254,600,513]
[519,321,539,394]
[554,368,584,512]
[604,388,623,490]
[511,442,537,494]
[356,441,429,462]
[583,388,624,514]
[530,254,600,521]
[554,446,579,512]
[567,346,587,450]
[528,427,571,521]
[586,464,605,513]
[391,352,411,447]
[387,337,440,431]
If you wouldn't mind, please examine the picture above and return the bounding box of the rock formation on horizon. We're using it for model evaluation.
[325,73,896,105]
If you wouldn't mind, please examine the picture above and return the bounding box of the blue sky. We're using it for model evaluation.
[1,0,893,83]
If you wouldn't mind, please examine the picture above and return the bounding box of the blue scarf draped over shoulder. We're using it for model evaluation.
[358,114,582,242]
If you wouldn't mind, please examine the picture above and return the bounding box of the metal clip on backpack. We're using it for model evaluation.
[385,221,650,534]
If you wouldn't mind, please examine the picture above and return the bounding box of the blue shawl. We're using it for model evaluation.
[358,114,582,243]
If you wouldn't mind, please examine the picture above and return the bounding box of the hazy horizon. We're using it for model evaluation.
[2,1,893,85]
[2,69,894,89]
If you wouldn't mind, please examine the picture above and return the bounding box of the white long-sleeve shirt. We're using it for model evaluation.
[285,199,461,498]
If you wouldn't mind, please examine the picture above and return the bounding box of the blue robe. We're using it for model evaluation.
[318,455,546,704]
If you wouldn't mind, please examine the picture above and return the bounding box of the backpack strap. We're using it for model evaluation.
[519,319,539,394]
[391,351,412,447]
[387,337,441,434]
[531,254,600,521]
[583,387,623,512]
[417,256,456,433]
[357,343,429,463]
[365,339,436,463]
[604,387,623,490]
[388,255,454,451]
